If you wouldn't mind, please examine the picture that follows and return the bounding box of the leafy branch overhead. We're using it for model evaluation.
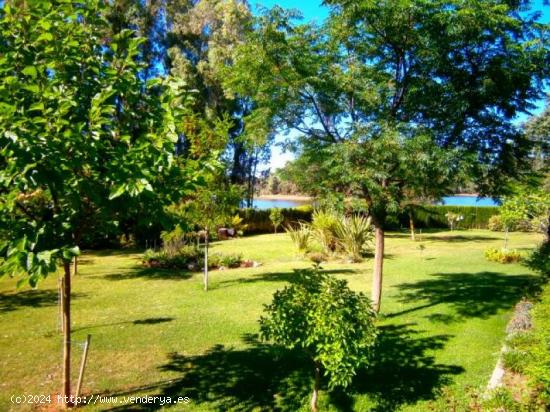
[0,0,218,284]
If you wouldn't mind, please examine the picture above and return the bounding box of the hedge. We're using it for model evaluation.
[239,204,500,234]
[401,205,501,230]
[238,206,313,234]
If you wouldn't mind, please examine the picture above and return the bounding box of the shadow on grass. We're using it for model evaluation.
[388,271,538,320]
[0,289,86,313]
[422,234,500,242]
[330,324,463,411]
[87,249,142,257]
[74,317,174,332]
[103,325,461,411]
[215,268,357,288]
[102,266,193,281]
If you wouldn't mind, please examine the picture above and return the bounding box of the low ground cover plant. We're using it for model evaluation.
[143,247,243,270]
[485,248,523,264]
[501,286,550,409]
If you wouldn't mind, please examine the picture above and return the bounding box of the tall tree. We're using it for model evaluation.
[227,1,548,311]
[0,0,212,404]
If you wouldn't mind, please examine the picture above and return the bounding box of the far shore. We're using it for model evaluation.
[256,194,312,201]
[257,193,482,202]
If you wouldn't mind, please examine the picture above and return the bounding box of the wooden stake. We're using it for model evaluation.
[62,261,72,407]
[75,335,91,399]
[204,227,209,292]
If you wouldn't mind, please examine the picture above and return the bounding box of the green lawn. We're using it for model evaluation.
[0,229,544,411]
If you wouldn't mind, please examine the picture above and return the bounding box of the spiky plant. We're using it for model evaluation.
[311,209,340,254]
[335,215,373,262]
[286,222,311,253]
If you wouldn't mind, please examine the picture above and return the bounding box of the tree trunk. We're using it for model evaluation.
[73,256,78,276]
[546,213,550,245]
[204,228,209,292]
[62,261,72,407]
[504,227,509,250]
[409,210,415,241]
[372,226,384,313]
[310,362,321,412]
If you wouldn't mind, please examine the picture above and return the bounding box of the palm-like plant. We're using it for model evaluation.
[335,215,373,262]
[311,209,340,254]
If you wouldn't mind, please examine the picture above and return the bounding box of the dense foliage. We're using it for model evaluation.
[0,0,209,284]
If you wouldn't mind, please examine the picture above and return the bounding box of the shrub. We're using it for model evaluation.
[485,248,523,263]
[526,243,550,277]
[230,214,248,236]
[219,253,243,268]
[286,222,311,253]
[335,215,373,262]
[488,214,504,231]
[259,267,377,411]
[503,286,550,407]
[160,225,188,257]
[269,208,284,233]
[143,246,243,270]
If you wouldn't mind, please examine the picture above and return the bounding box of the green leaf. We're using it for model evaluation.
[36,32,53,42]
[22,66,37,79]
[16,277,28,289]
[28,102,44,112]
[109,184,126,200]
[62,246,80,260]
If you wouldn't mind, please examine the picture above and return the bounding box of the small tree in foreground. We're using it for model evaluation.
[259,267,377,412]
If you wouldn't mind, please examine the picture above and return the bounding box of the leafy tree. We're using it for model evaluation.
[260,267,377,412]
[501,190,550,247]
[227,1,548,311]
[524,96,550,191]
[0,0,209,403]
[269,208,284,233]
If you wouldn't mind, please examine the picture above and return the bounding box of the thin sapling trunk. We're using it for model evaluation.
[204,227,209,291]
[62,260,72,407]
[409,209,415,241]
[310,361,321,412]
[372,226,384,313]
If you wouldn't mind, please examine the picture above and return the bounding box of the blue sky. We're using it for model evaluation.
[254,0,550,171]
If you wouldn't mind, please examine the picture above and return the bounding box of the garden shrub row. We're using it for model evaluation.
[238,206,314,234]
[239,204,500,234]
[399,205,500,229]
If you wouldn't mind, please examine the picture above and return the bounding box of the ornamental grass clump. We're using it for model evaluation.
[286,222,311,254]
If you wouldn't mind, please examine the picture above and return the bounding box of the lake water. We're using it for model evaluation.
[249,195,499,209]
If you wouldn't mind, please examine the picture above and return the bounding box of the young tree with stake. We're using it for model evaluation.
[0,1,208,405]
[260,267,377,412]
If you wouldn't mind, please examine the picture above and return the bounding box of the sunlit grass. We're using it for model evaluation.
[0,229,543,411]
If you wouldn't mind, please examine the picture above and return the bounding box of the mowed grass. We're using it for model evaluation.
[0,229,544,411]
